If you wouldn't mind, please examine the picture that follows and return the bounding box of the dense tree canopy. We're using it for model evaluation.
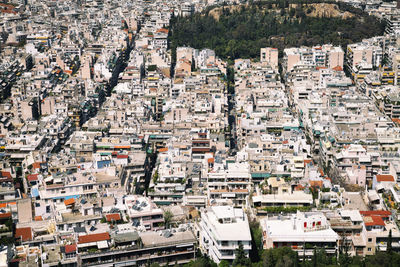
[169,0,385,60]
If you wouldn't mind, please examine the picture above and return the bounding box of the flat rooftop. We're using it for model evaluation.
[263,215,338,242]
[204,206,252,242]
[140,230,195,248]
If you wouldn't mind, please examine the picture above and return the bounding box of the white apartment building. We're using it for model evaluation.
[207,161,251,206]
[198,206,252,264]
[261,211,339,257]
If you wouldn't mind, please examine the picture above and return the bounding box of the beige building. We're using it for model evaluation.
[348,46,373,68]
[41,97,56,115]
[286,52,301,72]
[327,47,344,69]
[260,47,278,69]
[177,47,193,62]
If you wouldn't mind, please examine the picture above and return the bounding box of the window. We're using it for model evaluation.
[368,248,372,252]
[368,238,372,242]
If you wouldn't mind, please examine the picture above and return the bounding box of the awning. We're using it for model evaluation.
[97,240,109,249]
[251,173,270,178]
[96,146,110,149]
[221,193,236,198]
[52,195,79,200]
[114,146,131,149]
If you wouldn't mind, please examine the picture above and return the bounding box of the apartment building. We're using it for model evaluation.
[261,211,339,257]
[198,206,252,264]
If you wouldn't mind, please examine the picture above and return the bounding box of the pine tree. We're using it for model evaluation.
[294,252,299,267]
[191,58,196,72]
[312,248,317,267]
[388,229,393,254]
[233,243,251,267]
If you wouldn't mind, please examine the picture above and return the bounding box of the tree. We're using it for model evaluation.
[184,256,217,267]
[249,220,262,262]
[152,170,159,183]
[312,248,317,267]
[191,58,196,72]
[388,229,393,254]
[262,249,275,267]
[163,210,173,228]
[233,243,251,267]
[218,260,229,267]
[294,252,299,267]
[169,1,385,61]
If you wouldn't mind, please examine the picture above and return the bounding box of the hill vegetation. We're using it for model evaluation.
[169,0,385,60]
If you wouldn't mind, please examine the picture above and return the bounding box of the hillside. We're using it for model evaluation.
[169,1,385,60]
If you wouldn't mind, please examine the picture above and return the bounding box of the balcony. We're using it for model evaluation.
[81,245,195,266]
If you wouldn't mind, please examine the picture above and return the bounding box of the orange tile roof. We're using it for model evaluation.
[32,162,42,169]
[15,227,32,242]
[376,174,395,182]
[156,28,169,34]
[0,212,11,219]
[294,184,305,191]
[158,147,168,152]
[0,202,16,208]
[333,66,343,71]
[27,174,38,182]
[106,213,121,222]
[392,118,400,125]
[364,215,385,227]
[360,210,391,217]
[34,216,43,221]
[310,180,323,188]
[78,233,110,244]
[1,172,11,178]
[64,244,77,254]
[64,198,75,206]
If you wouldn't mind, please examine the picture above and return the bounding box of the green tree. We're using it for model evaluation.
[191,58,196,72]
[218,260,229,267]
[294,252,299,267]
[184,256,217,267]
[262,249,275,267]
[312,248,317,267]
[163,210,173,228]
[249,220,262,262]
[169,1,385,61]
[388,229,393,254]
[153,170,159,183]
[233,243,251,267]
